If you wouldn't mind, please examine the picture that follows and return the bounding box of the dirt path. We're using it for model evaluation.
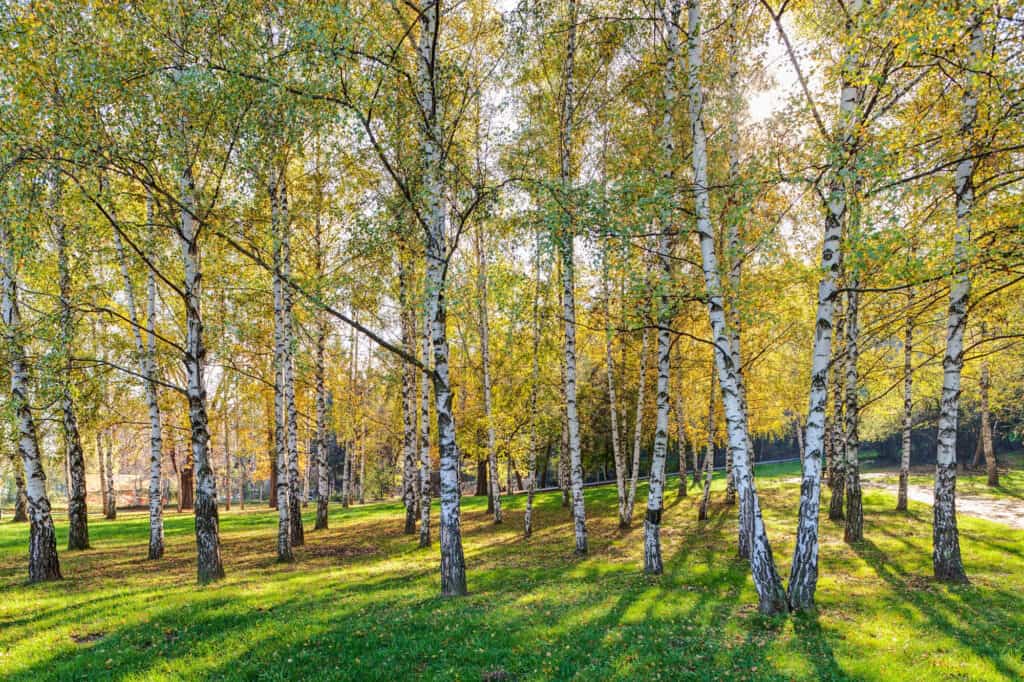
[860,473,1024,530]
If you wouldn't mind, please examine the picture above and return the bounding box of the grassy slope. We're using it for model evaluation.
[1,463,1022,681]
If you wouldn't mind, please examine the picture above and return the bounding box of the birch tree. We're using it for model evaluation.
[687,0,787,615]
[933,11,983,585]
[1,188,61,582]
[52,169,89,551]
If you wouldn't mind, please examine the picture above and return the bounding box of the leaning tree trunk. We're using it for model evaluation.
[113,194,165,557]
[417,0,467,595]
[687,0,787,615]
[557,0,587,555]
[643,0,681,576]
[475,228,501,523]
[271,170,293,561]
[53,170,89,551]
[2,221,61,582]
[979,324,998,487]
[897,294,913,511]
[180,165,225,584]
[624,326,649,528]
[934,13,982,585]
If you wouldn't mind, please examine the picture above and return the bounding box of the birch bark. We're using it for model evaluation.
[53,169,89,551]
[787,0,863,608]
[113,194,164,557]
[933,12,982,584]
[180,165,224,583]
[897,295,913,511]
[271,170,293,561]
[475,228,501,523]
[557,0,588,554]
[416,0,467,593]
[687,0,787,614]
[623,327,649,528]
[643,0,681,575]
[2,220,61,582]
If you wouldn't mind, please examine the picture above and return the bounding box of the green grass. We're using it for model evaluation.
[1,465,1022,681]
[866,451,1024,501]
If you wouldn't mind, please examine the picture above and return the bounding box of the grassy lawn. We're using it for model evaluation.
[865,451,1024,501]
[1,465,1022,681]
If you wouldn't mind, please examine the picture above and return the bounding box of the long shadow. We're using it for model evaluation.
[852,538,1023,680]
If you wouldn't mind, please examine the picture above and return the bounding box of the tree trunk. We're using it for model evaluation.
[400,259,418,534]
[897,297,913,511]
[827,289,847,522]
[417,0,467,595]
[933,13,982,585]
[180,164,225,584]
[623,327,649,528]
[418,311,432,548]
[271,168,293,561]
[675,363,688,496]
[104,431,116,520]
[699,362,715,522]
[602,239,627,522]
[223,404,231,512]
[643,0,681,575]
[844,283,863,543]
[474,229,502,524]
[787,0,863,610]
[525,229,542,537]
[556,0,588,556]
[2,220,61,582]
[687,0,787,615]
[12,453,28,522]
[53,170,89,551]
[979,323,998,487]
[314,320,330,531]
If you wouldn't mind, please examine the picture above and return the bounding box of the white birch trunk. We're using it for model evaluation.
[417,0,467,594]
[525,229,543,537]
[787,0,863,607]
[114,193,164,558]
[418,312,432,547]
[643,0,681,575]
[400,259,418,534]
[897,294,913,511]
[2,221,61,581]
[675,378,687,496]
[557,0,587,554]
[104,432,116,520]
[978,323,997,486]
[279,177,304,546]
[271,170,293,561]
[623,326,649,528]
[53,170,89,551]
[602,241,627,523]
[687,0,787,614]
[843,283,863,542]
[180,165,224,583]
[827,290,847,521]
[475,229,501,523]
[699,364,715,521]
[934,12,982,584]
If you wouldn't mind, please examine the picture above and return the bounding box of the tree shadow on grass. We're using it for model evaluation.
[852,538,1024,680]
